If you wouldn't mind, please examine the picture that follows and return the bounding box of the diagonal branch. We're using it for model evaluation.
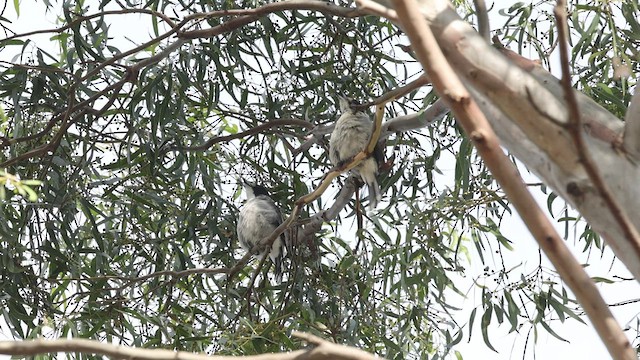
[554,0,640,263]
[387,0,635,358]
[0,80,126,168]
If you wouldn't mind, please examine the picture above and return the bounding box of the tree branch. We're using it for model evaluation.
[387,0,635,359]
[363,74,431,108]
[42,267,229,288]
[364,0,640,280]
[175,119,314,152]
[293,74,435,155]
[0,80,126,168]
[179,0,366,39]
[0,332,383,360]
[383,98,448,132]
[623,88,640,159]
[554,0,640,270]
[472,0,490,41]
[0,9,177,42]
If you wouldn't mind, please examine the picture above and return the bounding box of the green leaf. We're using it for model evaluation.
[481,306,498,352]
[467,307,476,342]
[540,320,569,343]
[591,276,614,284]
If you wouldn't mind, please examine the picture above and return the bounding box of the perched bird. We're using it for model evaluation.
[329,96,383,209]
[237,180,286,279]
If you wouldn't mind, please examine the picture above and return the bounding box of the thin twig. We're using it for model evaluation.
[241,251,270,322]
[122,267,228,288]
[174,119,314,152]
[0,9,177,42]
[42,267,228,286]
[363,74,430,108]
[0,80,126,167]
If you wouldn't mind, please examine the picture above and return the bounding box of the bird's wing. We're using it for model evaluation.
[256,196,289,250]
[256,196,284,227]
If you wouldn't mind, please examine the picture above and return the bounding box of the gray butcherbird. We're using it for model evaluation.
[237,180,286,279]
[329,96,383,209]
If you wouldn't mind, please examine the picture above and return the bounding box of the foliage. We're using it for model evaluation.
[0,0,637,359]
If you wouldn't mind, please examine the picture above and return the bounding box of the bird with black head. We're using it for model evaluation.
[237,180,287,279]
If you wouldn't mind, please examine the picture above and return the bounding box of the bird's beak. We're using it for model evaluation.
[240,178,256,199]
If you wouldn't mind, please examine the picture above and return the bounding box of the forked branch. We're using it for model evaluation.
[387,0,635,358]
[554,0,640,267]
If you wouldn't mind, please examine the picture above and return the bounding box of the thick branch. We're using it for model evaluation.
[0,333,382,360]
[554,0,640,280]
[388,0,635,359]
[367,0,640,281]
[383,98,448,132]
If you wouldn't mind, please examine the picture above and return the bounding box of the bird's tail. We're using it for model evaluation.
[367,178,381,210]
[358,159,382,210]
[269,236,285,281]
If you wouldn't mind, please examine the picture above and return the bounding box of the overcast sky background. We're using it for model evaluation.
[0,1,638,359]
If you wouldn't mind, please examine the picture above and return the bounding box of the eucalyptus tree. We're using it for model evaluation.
[0,0,638,359]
